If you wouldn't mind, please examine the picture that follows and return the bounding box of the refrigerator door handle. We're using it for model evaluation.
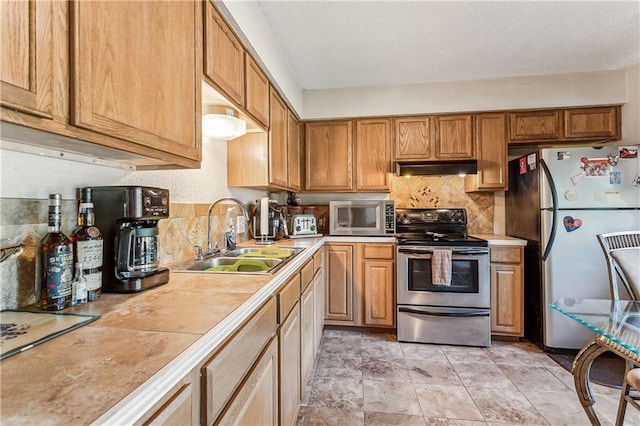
[540,158,558,261]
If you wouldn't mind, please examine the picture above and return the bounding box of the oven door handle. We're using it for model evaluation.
[397,249,488,256]
[398,307,490,317]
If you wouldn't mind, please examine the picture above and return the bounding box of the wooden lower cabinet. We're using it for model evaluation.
[324,243,395,328]
[217,338,279,426]
[313,254,325,353]
[490,246,524,337]
[279,301,300,426]
[300,279,315,397]
[142,375,196,426]
[324,244,355,323]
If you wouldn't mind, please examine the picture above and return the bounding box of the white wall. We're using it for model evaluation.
[302,70,628,120]
[0,139,264,204]
[623,63,640,144]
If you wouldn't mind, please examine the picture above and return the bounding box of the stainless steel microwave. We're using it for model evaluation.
[329,200,396,236]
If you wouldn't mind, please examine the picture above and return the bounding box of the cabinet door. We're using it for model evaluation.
[324,245,354,323]
[355,118,392,192]
[394,116,432,160]
[313,266,325,353]
[300,282,314,397]
[279,304,300,426]
[490,263,523,335]
[1,0,53,118]
[144,382,194,426]
[564,106,620,140]
[305,121,354,192]
[434,115,474,159]
[509,110,561,142]
[203,1,244,105]
[217,338,278,426]
[287,110,301,191]
[71,1,200,161]
[269,88,288,188]
[245,54,269,127]
[362,259,395,327]
[475,113,508,190]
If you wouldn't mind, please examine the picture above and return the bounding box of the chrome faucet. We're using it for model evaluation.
[199,197,250,259]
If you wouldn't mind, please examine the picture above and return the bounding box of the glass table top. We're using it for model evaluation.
[550,298,640,357]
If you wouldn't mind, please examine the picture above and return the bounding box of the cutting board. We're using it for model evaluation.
[0,310,100,360]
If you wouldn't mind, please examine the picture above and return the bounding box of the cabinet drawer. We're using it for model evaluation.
[490,246,522,263]
[202,297,277,424]
[143,382,193,425]
[278,273,301,323]
[363,244,395,260]
[301,259,314,291]
[313,250,323,274]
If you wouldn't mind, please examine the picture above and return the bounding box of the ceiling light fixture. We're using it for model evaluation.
[202,105,247,140]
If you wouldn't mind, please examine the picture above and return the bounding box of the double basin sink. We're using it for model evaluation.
[172,247,304,275]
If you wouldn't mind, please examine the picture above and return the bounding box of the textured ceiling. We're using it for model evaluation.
[255,1,640,90]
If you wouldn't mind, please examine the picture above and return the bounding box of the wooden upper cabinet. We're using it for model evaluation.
[509,110,561,142]
[564,106,620,140]
[305,121,354,192]
[245,54,270,128]
[355,118,392,191]
[394,116,432,160]
[71,0,201,161]
[1,0,54,118]
[287,110,301,191]
[474,113,508,190]
[434,115,475,159]
[269,88,288,188]
[204,1,244,105]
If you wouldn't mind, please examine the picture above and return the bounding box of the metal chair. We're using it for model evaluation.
[597,231,640,301]
[597,230,640,425]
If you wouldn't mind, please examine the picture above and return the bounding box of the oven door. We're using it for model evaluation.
[397,245,490,308]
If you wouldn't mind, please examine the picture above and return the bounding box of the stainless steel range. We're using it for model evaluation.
[396,208,491,347]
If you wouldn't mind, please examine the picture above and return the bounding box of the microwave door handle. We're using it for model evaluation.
[398,307,490,317]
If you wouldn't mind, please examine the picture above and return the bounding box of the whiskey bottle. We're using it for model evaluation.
[71,188,104,301]
[71,262,88,306]
[35,194,74,311]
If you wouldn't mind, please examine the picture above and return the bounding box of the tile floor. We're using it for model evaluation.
[297,330,640,426]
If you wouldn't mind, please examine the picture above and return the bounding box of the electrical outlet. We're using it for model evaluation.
[237,216,246,234]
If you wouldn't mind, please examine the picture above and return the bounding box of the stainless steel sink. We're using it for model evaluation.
[171,246,303,274]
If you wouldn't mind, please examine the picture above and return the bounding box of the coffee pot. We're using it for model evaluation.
[90,186,170,293]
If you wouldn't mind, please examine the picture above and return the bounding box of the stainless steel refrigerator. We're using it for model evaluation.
[505,145,640,351]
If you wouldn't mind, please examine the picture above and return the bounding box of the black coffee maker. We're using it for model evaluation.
[89,186,170,293]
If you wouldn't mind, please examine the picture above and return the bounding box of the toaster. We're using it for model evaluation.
[289,214,318,236]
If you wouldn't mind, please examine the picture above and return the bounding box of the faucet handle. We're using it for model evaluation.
[194,245,204,260]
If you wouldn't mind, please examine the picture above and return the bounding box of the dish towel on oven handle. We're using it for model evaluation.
[432,249,452,285]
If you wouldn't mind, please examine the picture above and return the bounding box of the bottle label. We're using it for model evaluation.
[85,271,102,292]
[86,226,101,238]
[77,240,103,269]
[45,251,73,298]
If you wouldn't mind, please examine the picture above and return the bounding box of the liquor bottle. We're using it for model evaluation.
[35,194,74,311]
[71,262,88,306]
[71,188,104,301]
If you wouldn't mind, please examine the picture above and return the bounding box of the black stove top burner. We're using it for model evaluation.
[395,208,487,247]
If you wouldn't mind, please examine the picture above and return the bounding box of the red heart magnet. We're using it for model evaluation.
[563,216,582,232]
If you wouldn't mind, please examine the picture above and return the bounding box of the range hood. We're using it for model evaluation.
[395,160,478,176]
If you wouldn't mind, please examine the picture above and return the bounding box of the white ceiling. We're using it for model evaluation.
[254,0,640,90]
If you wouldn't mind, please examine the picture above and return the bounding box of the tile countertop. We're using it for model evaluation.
[0,237,324,425]
[472,234,528,246]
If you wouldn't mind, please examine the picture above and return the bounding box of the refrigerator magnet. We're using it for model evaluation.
[564,190,578,201]
[610,172,621,185]
[570,173,586,185]
[563,216,582,232]
[557,151,571,160]
[519,157,527,174]
[582,158,610,178]
[619,146,638,159]
[527,153,537,170]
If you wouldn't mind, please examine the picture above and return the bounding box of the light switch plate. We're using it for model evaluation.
[237,216,246,234]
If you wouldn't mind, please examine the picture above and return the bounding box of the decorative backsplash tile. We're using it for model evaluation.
[389,175,494,234]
